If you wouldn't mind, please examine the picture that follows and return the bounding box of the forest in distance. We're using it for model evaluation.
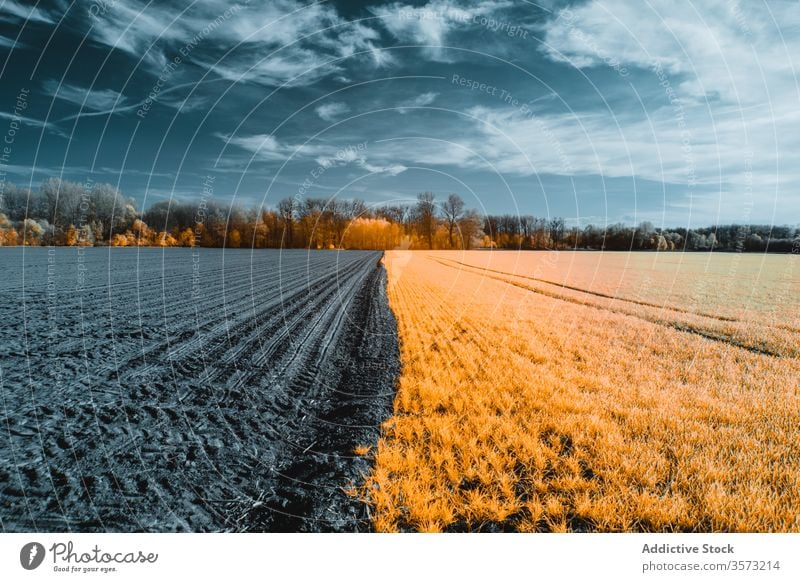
[1,178,798,252]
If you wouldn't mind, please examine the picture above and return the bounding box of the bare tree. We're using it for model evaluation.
[414,191,436,249]
[549,217,566,249]
[458,209,482,249]
[376,205,407,226]
[441,193,465,248]
[278,198,296,247]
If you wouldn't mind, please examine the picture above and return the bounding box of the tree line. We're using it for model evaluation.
[484,216,799,253]
[0,179,796,252]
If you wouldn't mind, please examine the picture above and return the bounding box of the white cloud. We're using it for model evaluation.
[0,34,25,48]
[361,161,408,176]
[515,0,800,219]
[315,102,351,121]
[218,1,338,46]
[43,80,129,112]
[84,0,185,66]
[371,0,511,60]
[50,78,224,122]
[0,111,69,139]
[397,91,438,113]
[0,0,53,24]
[216,133,285,161]
[355,137,478,168]
[82,0,385,86]
[199,50,340,87]
[542,0,800,104]
[218,132,360,164]
[158,93,209,114]
[218,132,408,176]
[317,21,381,58]
[366,42,397,68]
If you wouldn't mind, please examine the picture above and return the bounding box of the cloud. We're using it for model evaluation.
[79,0,386,86]
[218,132,408,176]
[216,133,285,161]
[371,0,512,60]
[0,34,27,49]
[43,80,129,112]
[428,101,800,191]
[82,0,185,67]
[315,102,351,121]
[198,50,340,87]
[0,111,69,139]
[397,91,438,113]
[48,78,226,123]
[504,0,800,217]
[366,43,397,68]
[158,92,210,114]
[217,1,338,46]
[219,131,336,162]
[316,20,381,58]
[343,137,477,169]
[361,161,408,176]
[542,0,800,104]
[0,0,54,24]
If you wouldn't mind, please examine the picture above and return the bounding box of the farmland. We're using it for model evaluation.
[0,247,398,532]
[364,250,800,532]
[3,246,798,534]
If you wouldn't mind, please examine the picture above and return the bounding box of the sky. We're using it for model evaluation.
[0,0,799,227]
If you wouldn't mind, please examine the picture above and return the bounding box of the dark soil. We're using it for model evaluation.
[0,248,399,532]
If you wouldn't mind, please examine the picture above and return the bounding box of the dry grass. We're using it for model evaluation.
[362,250,800,532]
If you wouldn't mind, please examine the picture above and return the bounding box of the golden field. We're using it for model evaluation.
[360,250,800,532]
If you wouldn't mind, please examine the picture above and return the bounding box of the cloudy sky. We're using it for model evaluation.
[1,0,798,226]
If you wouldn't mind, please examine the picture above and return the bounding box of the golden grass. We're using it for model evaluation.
[362,250,800,532]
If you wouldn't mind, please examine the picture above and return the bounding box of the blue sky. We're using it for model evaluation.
[1,0,798,227]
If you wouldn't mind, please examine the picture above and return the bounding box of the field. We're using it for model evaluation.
[3,247,799,534]
[363,250,800,532]
[0,247,398,532]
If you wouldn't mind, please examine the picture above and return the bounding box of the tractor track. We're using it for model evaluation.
[0,248,399,532]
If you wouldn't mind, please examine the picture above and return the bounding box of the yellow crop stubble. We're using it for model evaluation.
[362,251,800,532]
